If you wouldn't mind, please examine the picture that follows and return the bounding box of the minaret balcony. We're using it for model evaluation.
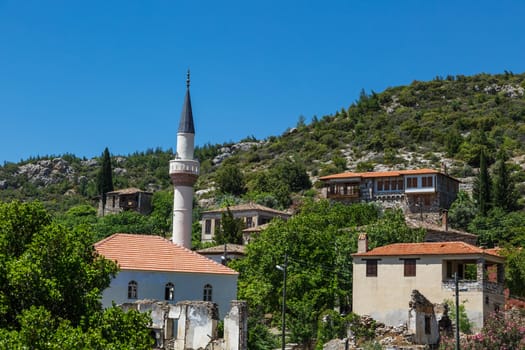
[169,159,200,176]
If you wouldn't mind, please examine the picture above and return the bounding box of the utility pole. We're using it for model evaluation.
[454,272,460,350]
[276,253,288,350]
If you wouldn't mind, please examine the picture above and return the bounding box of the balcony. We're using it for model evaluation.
[169,159,200,176]
[326,192,360,200]
[441,280,504,294]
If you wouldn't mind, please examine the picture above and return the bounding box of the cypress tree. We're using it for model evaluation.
[97,147,114,209]
[474,149,491,216]
[492,150,517,212]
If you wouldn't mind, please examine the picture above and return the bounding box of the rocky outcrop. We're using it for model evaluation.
[18,158,75,186]
[212,142,263,165]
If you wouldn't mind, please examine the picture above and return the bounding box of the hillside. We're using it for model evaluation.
[1,71,525,212]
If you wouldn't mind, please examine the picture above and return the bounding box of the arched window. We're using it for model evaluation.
[203,284,213,302]
[128,280,138,299]
[165,282,175,301]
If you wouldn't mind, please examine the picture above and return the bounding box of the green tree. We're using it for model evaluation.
[492,150,517,212]
[448,191,478,230]
[473,149,491,215]
[215,163,246,196]
[97,147,114,210]
[0,200,153,348]
[503,247,525,298]
[231,200,379,346]
[214,207,244,245]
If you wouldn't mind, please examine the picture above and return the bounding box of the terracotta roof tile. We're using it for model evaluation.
[352,241,502,259]
[197,244,246,255]
[319,168,458,181]
[95,233,237,275]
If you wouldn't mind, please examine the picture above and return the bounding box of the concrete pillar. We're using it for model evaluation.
[224,300,248,350]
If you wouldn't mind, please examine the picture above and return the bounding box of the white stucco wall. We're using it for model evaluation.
[352,255,489,331]
[101,269,238,318]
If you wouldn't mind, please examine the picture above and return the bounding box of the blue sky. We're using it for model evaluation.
[1,1,524,163]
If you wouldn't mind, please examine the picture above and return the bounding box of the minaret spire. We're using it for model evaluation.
[169,72,200,248]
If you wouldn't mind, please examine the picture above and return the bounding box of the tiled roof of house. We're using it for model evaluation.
[202,202,291,216]
[197,244,246,255]
[95,233,238,275]
[352,241,502,259]
[319,168,458,181]
[107,188,151,195]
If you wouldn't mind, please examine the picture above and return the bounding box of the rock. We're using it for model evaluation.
[114,167,127,175]
[81,158,98,167]
[18,158,74,186]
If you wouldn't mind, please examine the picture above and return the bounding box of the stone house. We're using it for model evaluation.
[319,169,459,222]
[95,233,238,318]
[197,243,246,264]
[98,187,153,216]
[200,202,291,244]
[352,236,505,338]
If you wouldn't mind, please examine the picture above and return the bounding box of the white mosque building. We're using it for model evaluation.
[95,72,238,318]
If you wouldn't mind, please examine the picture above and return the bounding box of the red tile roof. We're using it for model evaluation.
[95,233,238,275]
[319,168,458,181]
[352,241,502,259]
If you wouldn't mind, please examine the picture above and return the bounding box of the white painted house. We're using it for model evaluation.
[95,233,238,318]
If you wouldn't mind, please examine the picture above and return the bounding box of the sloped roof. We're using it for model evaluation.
[107,188,151,195]
[319,168,458,182]
[197,244,246,255]
[95,233,237,275]
[352,241,502,259]
[203,202,290,216]
[178,71,195,134]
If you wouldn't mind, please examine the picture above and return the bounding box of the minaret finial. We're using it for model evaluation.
[186,69,190,88]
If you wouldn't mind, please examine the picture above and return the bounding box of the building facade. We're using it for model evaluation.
[200,202,291,244]
[98,187,153,216]
[95,234,238,318]
[320,169,459,220]
[352,237,505,334]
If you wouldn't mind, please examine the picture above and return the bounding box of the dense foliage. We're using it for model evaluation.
[231,200,424,346]
[0,201,153,348]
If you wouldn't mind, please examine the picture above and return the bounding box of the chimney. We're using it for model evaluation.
[442,210,448,232]
[357,233,368,253]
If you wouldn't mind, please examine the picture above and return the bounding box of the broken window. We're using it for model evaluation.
[366,259,378,277]
[128,280,138,299]
[204,220,212,234]
[165,282,175,301]
[203,284,213,302]
[424,316,431,334]
[404,259,416,277]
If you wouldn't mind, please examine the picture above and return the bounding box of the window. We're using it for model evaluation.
[377,181,383,191]
[165,282,175,301]
[404,259,416,276]
[204,220,212,234]
[366,260,378,277]
[214,219,221,234]
[407,177,418,188]
[424,316,431,334]
[246,217,253,228]
[422,176,433,187]
[203,284,213,301]
[397,179,404,190]
[128,280,138,299]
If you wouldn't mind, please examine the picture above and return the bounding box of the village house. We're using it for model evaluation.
[201,202,290,244]
[95,233,238,318]
[98,187,153,216]
[352,235,505,341]
[319,169,459,221]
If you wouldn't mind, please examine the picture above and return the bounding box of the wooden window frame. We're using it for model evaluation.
[365,259,378,277]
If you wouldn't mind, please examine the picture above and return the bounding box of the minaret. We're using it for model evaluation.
[170,71,200,248]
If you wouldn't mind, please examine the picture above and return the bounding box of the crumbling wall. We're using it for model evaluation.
[407,290,440,345]
[173,301,218,350]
